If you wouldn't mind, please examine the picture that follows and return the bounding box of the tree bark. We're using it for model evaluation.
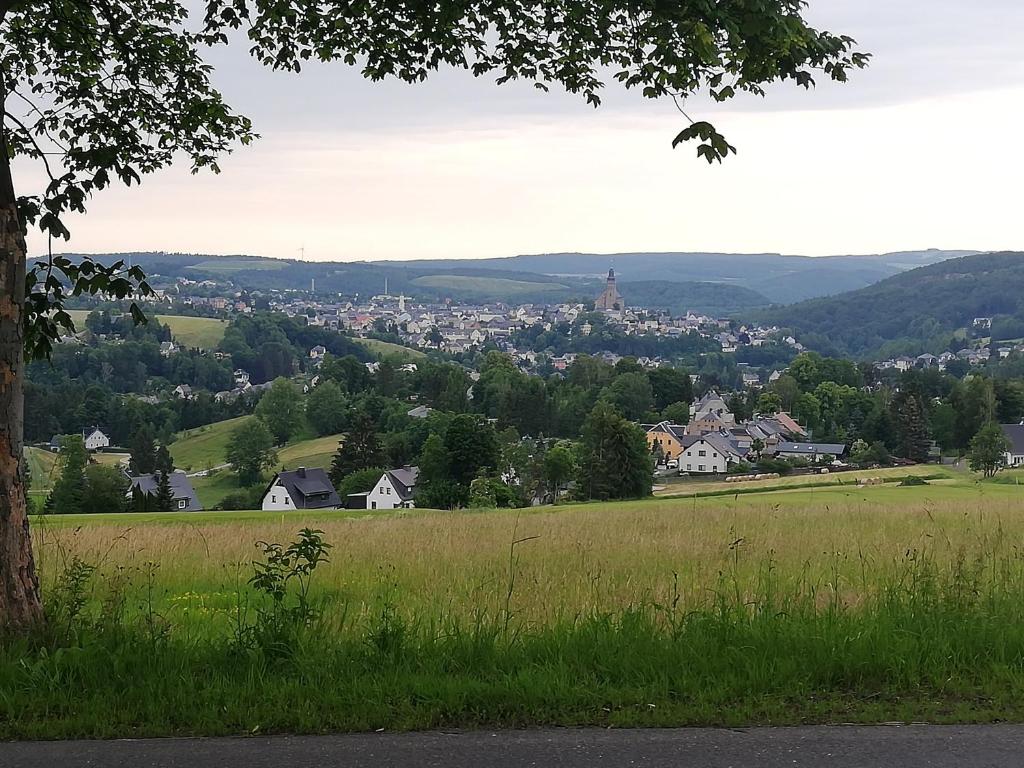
[0,91,44,631]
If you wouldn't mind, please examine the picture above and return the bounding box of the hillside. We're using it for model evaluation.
[172,417,346,508]
[757,252,1024,358]
[66,310,227,349]
[390,249,976,304]
[43,249,976,312]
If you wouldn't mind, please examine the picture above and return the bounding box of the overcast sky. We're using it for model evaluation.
[23,0,1024,261]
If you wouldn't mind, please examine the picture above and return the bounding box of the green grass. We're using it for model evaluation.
[66,310,227,349]
[170,415,253,472]
[25,447,57,491]
[12,473,1024,738]
[412,274,569,297]
[353,338,426,361]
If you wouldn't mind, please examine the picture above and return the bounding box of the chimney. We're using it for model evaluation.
[297,467,306,478]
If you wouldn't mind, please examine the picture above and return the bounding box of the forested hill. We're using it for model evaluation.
[756,252,1024,359]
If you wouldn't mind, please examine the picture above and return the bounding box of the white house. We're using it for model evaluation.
[83,427,110,451]
[261,467,340,511]
[1001,424,1024,467]
[359,467,419,510]
[678,434,741,474]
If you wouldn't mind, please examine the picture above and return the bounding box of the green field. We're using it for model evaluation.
[25,447,57,491]
[171,415,253,472]
[412,274,569,297]
[66,310,228,349]
[12,473,1024,738]
[354,337,426,361]
[188,258,287,273]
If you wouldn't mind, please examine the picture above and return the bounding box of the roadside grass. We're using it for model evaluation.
[9,481,1024,737]
[353,338,426,361]
[66,310,228,349]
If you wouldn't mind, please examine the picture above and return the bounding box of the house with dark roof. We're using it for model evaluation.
[126,471,203,511]
[1001,423,1024,467]
[351,466,419,510]
[773,442,847,461]
[261,467,340,511]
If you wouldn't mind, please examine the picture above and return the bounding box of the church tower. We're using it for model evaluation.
[594,268,625,311]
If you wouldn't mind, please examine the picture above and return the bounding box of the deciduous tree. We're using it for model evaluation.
[226,419,276,486]
[969,422,1010,479]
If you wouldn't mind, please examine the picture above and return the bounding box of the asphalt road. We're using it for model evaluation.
[3,726,1024,768]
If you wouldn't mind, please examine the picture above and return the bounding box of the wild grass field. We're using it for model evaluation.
[6,475,1024,738]
[66,310,228,349]
[353,337,426,361]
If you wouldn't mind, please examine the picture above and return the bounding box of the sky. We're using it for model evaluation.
[21,0,1024,261]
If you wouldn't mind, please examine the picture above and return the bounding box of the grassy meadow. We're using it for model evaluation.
[353,337,426,361]
[6,474,1024,737]
[66,310,228,349]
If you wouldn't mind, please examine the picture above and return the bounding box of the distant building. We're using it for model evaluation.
[594,268,625,312]
[1001,423,1024,467]
[349,467,419,510]
[83,427,110,451]
[262,467,340,510]
[127,471,203,511]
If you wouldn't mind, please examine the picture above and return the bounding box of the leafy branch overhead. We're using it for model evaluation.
[1,0,868,354]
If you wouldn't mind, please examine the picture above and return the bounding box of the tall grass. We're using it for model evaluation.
[6,494,1024,738]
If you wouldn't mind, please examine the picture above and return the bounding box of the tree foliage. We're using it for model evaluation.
[969,422,1010,479]
[575,401,652,501]
[226,419,276,486]
[256,377,303,444]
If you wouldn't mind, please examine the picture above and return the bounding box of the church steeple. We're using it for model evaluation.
[595,266,625,312]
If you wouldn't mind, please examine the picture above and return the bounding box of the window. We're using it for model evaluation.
[386,487,391,495]
[698,450,706,457]
[686,464,692,471]
[712,453,718,458]
[371,501,377,510]
[271,495,276,504]
[698,464,706,472]
[177,499,186,510]
[285,497,289,506]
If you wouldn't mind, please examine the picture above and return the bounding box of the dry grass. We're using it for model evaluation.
[32,485,1024,625]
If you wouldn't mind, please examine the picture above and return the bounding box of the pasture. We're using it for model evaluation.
[10,475,1024,738]
[353,337,426,361]
[66,310,228,349]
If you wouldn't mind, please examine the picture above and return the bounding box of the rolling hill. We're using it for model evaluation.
[756,252,1024,359]
[42,248,978,314]
[387,249,977,304]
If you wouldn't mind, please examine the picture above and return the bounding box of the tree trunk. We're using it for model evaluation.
[0,105,44,631]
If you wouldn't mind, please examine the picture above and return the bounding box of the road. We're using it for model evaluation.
[3,725,1024,767]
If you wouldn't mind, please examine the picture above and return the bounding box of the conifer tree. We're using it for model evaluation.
[155,471,175,513]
